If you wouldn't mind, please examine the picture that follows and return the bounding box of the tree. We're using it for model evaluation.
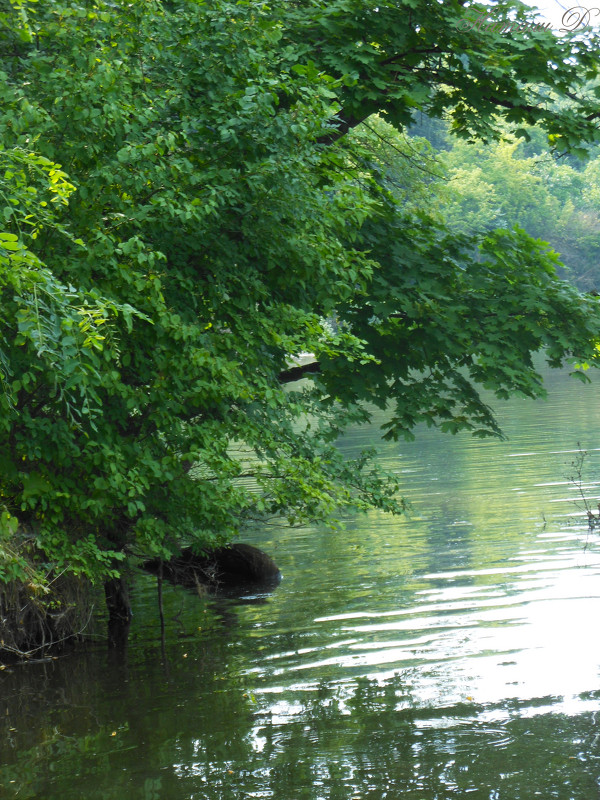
[1,0,600,644]
[441,138,560,238]
[418,127,600,291]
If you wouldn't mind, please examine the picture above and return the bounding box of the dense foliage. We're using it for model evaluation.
[410,123,600,291]
[2,0,600,610]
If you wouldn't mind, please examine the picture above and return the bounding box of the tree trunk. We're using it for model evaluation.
[104,576,132,648]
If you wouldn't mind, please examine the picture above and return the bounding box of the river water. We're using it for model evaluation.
[3,364,600,799]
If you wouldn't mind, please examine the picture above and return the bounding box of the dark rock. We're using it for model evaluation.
[211,543,281,582]
[143,542,281,590]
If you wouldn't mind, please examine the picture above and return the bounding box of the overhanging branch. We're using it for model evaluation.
[278,361,321,384]
[318,112,367,145]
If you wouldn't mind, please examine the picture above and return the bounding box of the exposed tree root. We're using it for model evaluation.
[0,539,95,663]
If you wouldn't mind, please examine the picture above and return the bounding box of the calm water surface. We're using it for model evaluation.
[3,365,600,799]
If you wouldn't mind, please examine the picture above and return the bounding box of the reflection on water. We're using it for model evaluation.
[3,364,600,799]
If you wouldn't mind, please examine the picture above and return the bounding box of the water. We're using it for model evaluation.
[3,364,600,799]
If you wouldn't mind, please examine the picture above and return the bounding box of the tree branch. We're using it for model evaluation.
[278,361,321,383]
[318,112,368,145]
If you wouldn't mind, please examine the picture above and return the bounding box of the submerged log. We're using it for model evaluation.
[143,543,281,590]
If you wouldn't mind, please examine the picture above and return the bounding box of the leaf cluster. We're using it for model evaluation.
[0,0,599,585]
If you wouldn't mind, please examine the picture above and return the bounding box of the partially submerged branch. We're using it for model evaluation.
[567,444,600,529]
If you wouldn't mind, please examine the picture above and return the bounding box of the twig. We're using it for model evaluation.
[567,443,600,529]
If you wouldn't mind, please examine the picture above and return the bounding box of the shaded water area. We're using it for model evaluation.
[4,364,600,798]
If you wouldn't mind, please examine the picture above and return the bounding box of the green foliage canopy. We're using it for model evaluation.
[1,0,600,585]
[434,133,600,291]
